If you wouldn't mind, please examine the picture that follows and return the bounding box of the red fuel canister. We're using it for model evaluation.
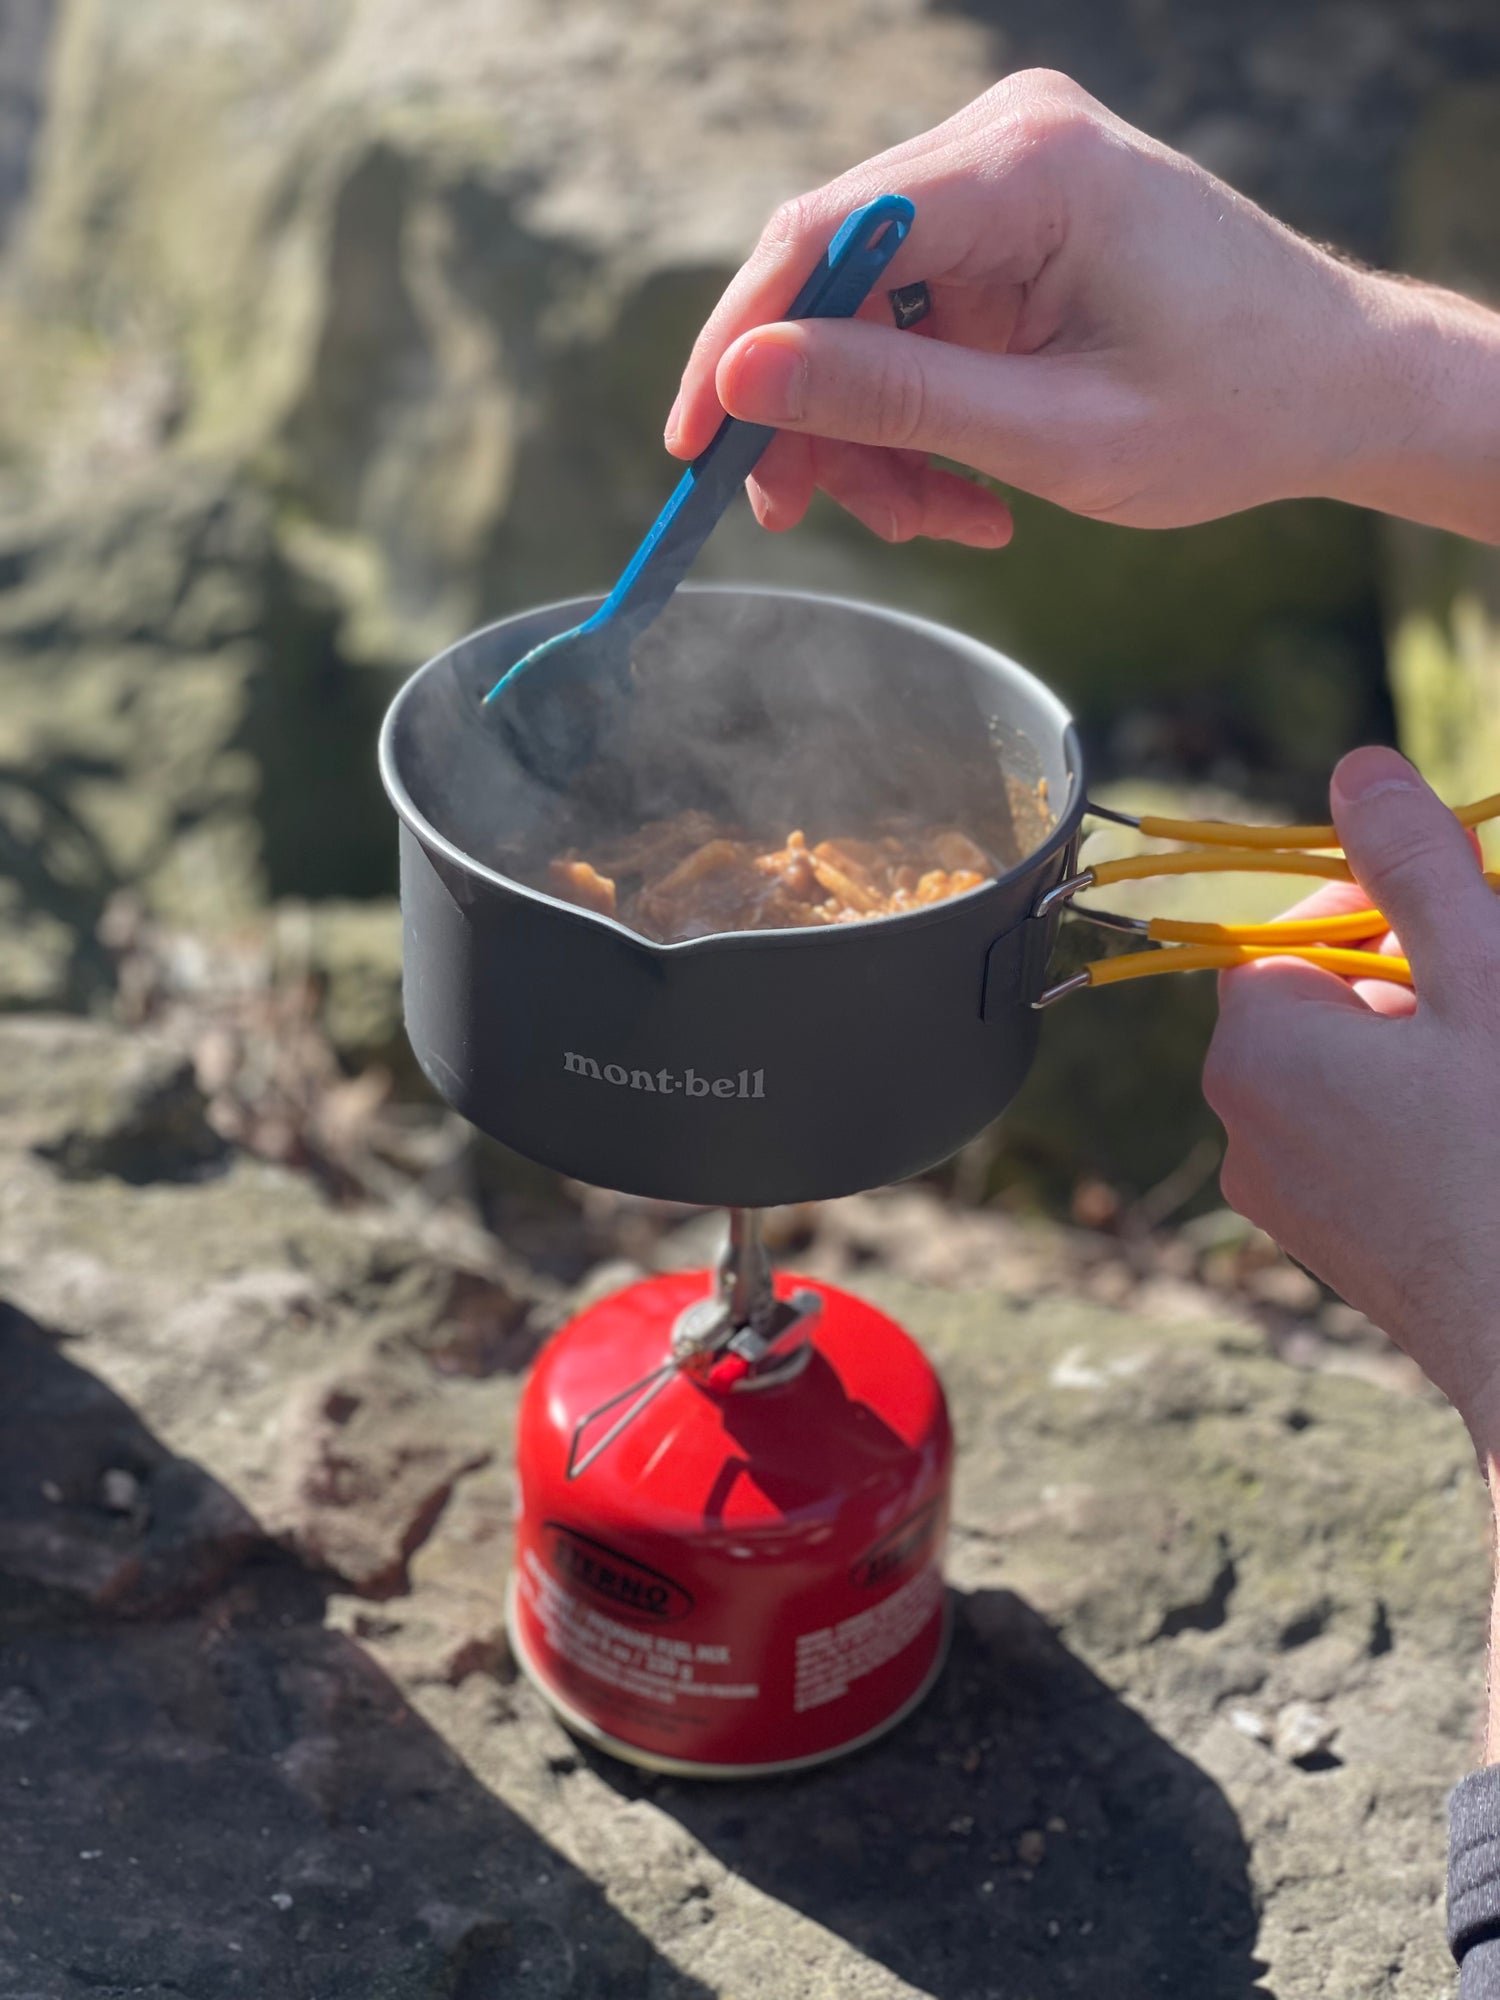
[508,1269,952,1776]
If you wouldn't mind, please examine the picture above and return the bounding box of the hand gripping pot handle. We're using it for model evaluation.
[1022,788,1500,1008]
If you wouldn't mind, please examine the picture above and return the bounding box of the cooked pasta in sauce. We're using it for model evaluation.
[540,776,1051,943]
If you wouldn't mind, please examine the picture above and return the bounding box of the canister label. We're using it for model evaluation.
[848,1499,942,1589]
[544,1522,693,1622]
[792,1566,944,1713]
[520,1548,759,1711]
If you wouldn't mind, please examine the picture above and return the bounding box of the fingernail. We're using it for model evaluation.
[1332,745,1422,805]
[724,337,806,423]
[663,391,683,448]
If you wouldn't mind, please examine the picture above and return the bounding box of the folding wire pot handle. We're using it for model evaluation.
[1030,790,1500,1007]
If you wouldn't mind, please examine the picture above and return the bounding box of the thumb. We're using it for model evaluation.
[715,318,1079,482]
[1330,746,1496,1010]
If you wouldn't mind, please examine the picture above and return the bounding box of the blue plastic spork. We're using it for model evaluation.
[483,193,915,786]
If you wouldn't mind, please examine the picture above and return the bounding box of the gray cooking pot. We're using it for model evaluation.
[379,585,1084,1206]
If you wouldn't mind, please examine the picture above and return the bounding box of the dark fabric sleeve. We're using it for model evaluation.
[1450,1768,1500,1997]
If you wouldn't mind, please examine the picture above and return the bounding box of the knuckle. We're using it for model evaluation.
[1001,66,1090,109]
[760,191,823,261]
[870,344,926,449]
[1359,823,1481,928]
[1436,938,1500,1020]
[1102,384,1164,468]
[1043,378,1158,519]
[1375,825,1454,893]
[1003,75,1104,159]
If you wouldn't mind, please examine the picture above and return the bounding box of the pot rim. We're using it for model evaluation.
[378,583,1085,958]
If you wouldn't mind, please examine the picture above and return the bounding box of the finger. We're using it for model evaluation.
[713,317,1105,490]
[850,284,1025,358]
[1266,878,1390,926]
[1258,877,1397,965]
[809,439,1013,545]
[667,182,945,459]
[749,433,1013,544]
[667,116,1074,458]
[745,432,815,531]
[1351,978,1417,1018]
[1205,958,1380,1158]
[1255,829,1479,929]
[1204,960,1365,1141]
[1214,943,1410,1021]
[1215,953,1370,1020]
[1330,746,1498,1011]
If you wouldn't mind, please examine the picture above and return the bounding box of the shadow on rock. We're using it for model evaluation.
[0,1302,712,2000]
[590,1586,1271,2000]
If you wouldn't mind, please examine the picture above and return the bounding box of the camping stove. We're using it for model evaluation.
[508,1212,953,1776]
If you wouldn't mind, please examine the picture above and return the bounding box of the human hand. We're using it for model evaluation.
[667,71,1500,547]
[1203,747,1500,1445]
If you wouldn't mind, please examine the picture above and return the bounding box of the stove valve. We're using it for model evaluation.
[566,1212,818,1478]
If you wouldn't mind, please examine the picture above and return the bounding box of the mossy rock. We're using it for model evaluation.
[1385,82,1500,859]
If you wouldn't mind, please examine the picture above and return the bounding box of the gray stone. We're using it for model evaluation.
[269,897,406,1070]
[0,1014,1486,1997]
[0,468,394,961]
[1385,82,1500,871]
[0,1298,261,1615]
[0,1014,225,1183]
[0,0,52,253]
[1,1,1496,1218]
[0,0,991,658]
[2,0,1469,859]
[1272,1700,1340,1766]
[272,1355,493,1599]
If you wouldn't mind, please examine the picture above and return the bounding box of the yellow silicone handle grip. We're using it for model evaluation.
[1133,790,1500,851]
[1088,849,1352,889]
[1085,943,1413,988]
[1144,910,1389,946]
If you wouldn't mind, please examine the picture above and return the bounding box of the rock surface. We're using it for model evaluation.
[4,0,1499,1207]
[0,467,395,989]
[3,0,1485,840]
[0,0,51,253]
[0,1014,1486,1997]
[1384,80,1500,865]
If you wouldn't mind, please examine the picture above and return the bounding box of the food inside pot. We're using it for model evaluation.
[539,774,1052,942]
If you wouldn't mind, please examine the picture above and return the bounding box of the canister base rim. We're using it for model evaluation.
[504,1575,952,1781]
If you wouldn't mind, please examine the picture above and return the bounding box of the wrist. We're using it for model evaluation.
[1318,271,1500,540]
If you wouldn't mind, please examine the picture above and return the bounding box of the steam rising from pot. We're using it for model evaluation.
[397,589,1053,940]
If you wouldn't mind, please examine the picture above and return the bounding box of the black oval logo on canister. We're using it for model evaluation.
[850,1500,941,1589]
[544,1522,695,1622]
